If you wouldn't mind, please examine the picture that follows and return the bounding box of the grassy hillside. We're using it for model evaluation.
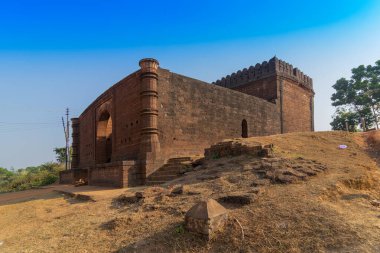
[1,131,380,253]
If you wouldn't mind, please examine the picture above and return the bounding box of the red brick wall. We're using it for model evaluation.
[281,78,313,133]
[59,170,73,184]
[112,73,141,161]
[79,109,95,167]
[59,169,88,184]
[88,163,122,187]
[78,72,141,168]
[228,75,314,133]
[232,76,278,102]
[156,69,281,161]
[88,161,139,187]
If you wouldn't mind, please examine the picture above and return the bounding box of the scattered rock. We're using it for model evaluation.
[218,192,254,206]
[112,195,141,207]
[251,163,262,170]
[193,165,204,170]
[100,217,131,231]
[341,194,370,200]
[251,179,270,187]
[274,174,297,184]
[242,164,252,171]
[144,204,160,211]
[296,167,318,176]
[155,194,170,202]
[185,199,228,239]
[197,174,220,181]
[259,148,274,157]
[370,200,380,207]
[170,184,184,195]
[249,187,261,194]
[187,191,201,196]
[135,192,145,199]
[134,187,168,200]
[204,141,274,159]
[192,158,205,167]
[226,175,242,183]
[179,165,194,174]
[248,157,327,185]
[280,168,307,179]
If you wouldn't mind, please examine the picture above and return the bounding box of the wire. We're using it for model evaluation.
[0,121,58,125]
[0,126,60,134]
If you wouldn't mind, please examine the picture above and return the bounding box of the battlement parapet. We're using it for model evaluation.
[213,57,313,90]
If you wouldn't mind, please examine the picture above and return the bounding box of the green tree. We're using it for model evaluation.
[0,167,14,182]
[54,147,67,164]
[330,107,374,131]
[331,60,380,130]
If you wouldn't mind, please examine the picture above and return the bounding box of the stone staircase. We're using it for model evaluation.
[146,157,199,185]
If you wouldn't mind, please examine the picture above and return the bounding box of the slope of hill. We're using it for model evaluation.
[1,131,380,253]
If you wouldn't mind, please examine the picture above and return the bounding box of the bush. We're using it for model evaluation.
[0,163,63,193]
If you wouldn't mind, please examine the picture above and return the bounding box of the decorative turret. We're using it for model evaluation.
[213,57,313,90]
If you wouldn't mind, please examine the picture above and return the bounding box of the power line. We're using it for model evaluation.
[0,126,59,134]
[0,121,58,125]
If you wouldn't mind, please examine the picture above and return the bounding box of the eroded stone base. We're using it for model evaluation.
[88,161,141,188]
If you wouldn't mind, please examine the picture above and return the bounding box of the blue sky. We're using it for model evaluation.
[1,0,380,169]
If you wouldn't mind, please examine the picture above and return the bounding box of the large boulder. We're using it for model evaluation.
[184,199,228,239]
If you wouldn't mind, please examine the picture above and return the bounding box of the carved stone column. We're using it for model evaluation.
[71,118,80,168]
[138,58,161,182]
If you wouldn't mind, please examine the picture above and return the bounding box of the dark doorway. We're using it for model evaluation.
[242,119,248,138]
[96,111,113,163]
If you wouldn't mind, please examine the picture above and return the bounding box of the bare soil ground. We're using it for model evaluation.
[1,131,380,253]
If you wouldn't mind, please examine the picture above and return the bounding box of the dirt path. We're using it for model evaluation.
[0,184,130,205]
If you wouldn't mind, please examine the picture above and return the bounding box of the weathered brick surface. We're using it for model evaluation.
[157,70,280,161]
[281,79,314,133]
[215,57,314,134]
[88,161,140,187]
[59,169,88,184]
[78,72,142,169]
[59,170,73,184]
[62,57,314,187]
[232,76,278,102]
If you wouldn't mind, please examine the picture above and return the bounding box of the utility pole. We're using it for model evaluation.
[66,108,70,170]
[61,116,68,170]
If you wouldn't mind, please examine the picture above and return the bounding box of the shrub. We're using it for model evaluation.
[0,163,63,193]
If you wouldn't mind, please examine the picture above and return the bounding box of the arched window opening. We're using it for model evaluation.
[96,111,113,163]
[242,119,248,138]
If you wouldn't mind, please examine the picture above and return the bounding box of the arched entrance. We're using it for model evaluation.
[96,111,112,163]
[241,119,248,138]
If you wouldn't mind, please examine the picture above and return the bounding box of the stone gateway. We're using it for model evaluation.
[59,57,314,187]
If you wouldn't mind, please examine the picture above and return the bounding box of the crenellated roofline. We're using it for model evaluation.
[213,57,313,90]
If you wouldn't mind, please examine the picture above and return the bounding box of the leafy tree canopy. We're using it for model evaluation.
[331,60,380,131]
[54,147,67,164]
